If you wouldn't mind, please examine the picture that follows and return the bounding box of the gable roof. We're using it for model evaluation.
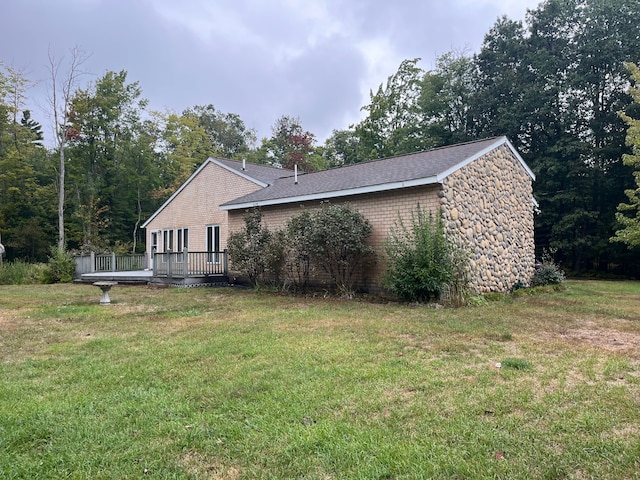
[214,158,295,185]
[141,158,292,228]
[220,136,534,211]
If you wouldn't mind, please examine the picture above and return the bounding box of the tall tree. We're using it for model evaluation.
[612,63,640,248]
[473,0,640,272]
[355,58,426,159]
[153,109,213,198]
[21,110,43,146]
[267,115,317,171]
[47,46,89,251]
[322,128,361,167]
[186,104,256,159]
[473,16,530,147]
[66,70,151,250]
[0,63,53,260]
[420,51,477,146]
[353,54,477,163]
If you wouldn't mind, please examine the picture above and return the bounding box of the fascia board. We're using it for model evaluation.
[504,137,536,180]
[141,158,213,228]
[142,157,270,228]
[219,175,440,211]
[435,137,536,182]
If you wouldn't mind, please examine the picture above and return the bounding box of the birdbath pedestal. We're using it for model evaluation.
[93,281,117,305]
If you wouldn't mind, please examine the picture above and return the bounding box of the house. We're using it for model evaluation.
[141,158,293,273]
[144,136,535,293]
[219,136,535,293]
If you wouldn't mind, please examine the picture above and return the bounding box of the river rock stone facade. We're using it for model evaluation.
[440,144,535,293]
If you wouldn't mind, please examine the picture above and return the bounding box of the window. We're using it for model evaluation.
[162,229,174,252]
[177,228,189,252]
[206,225,220,263]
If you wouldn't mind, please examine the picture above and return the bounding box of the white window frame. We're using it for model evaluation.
[206,225,221,264]
[162,229,174,252]
[177,227,189,253]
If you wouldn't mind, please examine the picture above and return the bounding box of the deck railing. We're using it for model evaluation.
[74,252,147,277]
[153,250,228,278]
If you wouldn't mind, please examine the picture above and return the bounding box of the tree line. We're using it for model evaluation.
[1,0,640,276]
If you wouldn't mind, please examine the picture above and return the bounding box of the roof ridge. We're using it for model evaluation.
[217,157,295,174]
[295,136,504,178]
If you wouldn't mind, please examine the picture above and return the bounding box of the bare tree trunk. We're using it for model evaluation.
[47,46,89,252]
[132,184,141,253]
[58,145,65,251]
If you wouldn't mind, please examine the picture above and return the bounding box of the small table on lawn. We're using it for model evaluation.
[93,281,117,305]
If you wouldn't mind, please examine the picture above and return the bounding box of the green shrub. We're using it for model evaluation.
[307,203,375,297]
[229,205,375,295]
[47,247,76,283]
[264,229,286,288]
[227,209,273,287]
[383,206,469,303]
[283,209,315,292]
[0,260,49,285]
[510,279,527,292]
[511,288,534,298]
[443,240,470,306]
[531,250,565,287]
[466,295,488,307]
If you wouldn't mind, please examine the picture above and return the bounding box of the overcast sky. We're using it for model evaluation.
[1,0,541,145]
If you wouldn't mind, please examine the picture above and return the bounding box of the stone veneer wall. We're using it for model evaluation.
[440,144,535,293]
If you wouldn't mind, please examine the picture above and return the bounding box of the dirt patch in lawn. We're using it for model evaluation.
[0,311,18,329]
[181,450,240,479]
[558,327,640,354]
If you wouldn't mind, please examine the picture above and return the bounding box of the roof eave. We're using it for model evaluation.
[436,136,536,182]
[504,137,536,181]
[142,158,214,229]
[220,175,440,211]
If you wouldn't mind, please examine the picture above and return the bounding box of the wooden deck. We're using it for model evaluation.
[79,270,153,285]
[76,250,229,286]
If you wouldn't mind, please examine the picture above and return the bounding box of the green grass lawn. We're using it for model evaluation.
[1,281,639,479]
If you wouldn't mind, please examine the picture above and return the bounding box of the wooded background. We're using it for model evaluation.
[1,0,639,276]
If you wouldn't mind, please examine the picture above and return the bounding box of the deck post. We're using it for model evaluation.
[183,248,189,277]
[224,249,228,276]
[90,251,95,273]
[111,252,116,272]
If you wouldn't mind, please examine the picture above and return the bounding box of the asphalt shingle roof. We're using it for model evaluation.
[215,158,294,185]
[221,136,512,209]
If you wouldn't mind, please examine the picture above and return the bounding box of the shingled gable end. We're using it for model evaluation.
[143,136,535,293]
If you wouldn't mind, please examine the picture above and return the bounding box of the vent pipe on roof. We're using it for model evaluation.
[294,165,298,184]
[242,159,246,171]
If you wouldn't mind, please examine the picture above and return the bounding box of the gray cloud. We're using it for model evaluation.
[1,0,540,145]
